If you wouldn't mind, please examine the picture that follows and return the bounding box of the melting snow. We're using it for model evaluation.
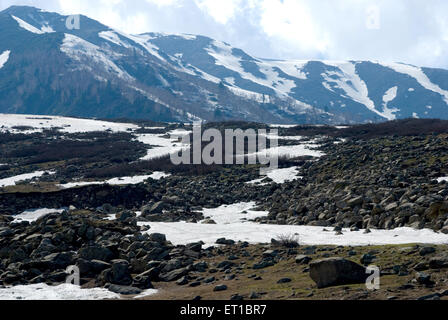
[247,143,324,160]
[40,24,55,33]
[268,124,299,128]
[0,171,55,188]
[61,33,134,81]
[136,129,191,160]
[0,50,10,69]
[206,40,296,96]
[58,172,170,189]
[377,62,448,105]
[0,283,120,300]
[13,208,65,223]
[0,283,158,300]
[381,86,399,120]
[99,31,132,48]
[141,202,448,247]
[11,15,44,34]
[0,114,138,134]
[247,167,301,185]
[322,61,386,119]
[263,59,308,80]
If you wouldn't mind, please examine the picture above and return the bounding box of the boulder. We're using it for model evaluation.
[429,254,448,269]
[213,284,228,292]
[79,245,114,262]
[309,258,367,288]
[419,246,436,256]
[159,267,189,282]
[148,233,166,244]
[107,284,142,295]
[216,238,235,245]
[101,260,132,286]
[295,255,312,265]
[40,252,76,269]
[142,202,165,215]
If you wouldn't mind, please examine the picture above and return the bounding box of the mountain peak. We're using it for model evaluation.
[0,5,448,124]
[1,5,46,15]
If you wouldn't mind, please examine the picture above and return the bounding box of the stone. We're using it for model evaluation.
[295,255,312,265]
[213,284,228,292]
[429,254,448,269]
[79,245,114,262]
[107,284,142,295]
[385,202,399,211]
[253,260,275,270]
[309,258,367,288]
[360,253,376,265]
[159,267,189,282]
[148,233,166,244]
[217,261,235,270]
[176,276,189,286]
[277,278,292,284]
[348,196,364,207]
[102,260,132,286]
[419,246,436,256]
[216,238,235,245]
[40,252,75,269]
[142,202,165,215]
[415,272,433,286]
[417,293,440,300]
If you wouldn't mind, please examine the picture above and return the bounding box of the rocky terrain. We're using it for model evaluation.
[257,133,448,232]
[1,207,448,300]
[2,6,448,124]
[1,118,448,300]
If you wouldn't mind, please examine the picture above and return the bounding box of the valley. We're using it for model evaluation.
[0,115,448,300]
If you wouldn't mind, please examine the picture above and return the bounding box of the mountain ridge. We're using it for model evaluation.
[0,5,448,124]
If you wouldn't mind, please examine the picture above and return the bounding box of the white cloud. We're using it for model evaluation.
[259,0,330,54]
[194,0,242,24]
[146,0,181,6]
[2,0,448,68]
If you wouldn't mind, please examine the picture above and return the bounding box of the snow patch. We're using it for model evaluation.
[99,31,132,48]
[141,202,448,247]
[322,61,389,119]
[11,15,44,34]
[263,59,308,80]
[0,50,10,69]
[206,40,296,96]
[0,114,138,134]
[58,172,170,189]
[247,167,301,185]
[41,24,55,33]
[61,33,134,81]
[377,62,448,105]
[381,86,399,120]
[0,283,120,300]
[13,208,65,223]
[0,171,55,188]
[136,129,191,160]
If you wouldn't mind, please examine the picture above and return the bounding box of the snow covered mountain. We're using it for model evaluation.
[1,5,448,124]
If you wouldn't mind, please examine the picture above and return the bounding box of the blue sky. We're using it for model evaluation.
[1,0,448,68]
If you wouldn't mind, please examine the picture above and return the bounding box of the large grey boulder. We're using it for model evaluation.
[142,202,165,216]
[79,245,114,262]
[429,253,448,269]
[309,258,367,288]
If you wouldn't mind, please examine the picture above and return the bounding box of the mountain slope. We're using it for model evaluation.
[0,5,447,124]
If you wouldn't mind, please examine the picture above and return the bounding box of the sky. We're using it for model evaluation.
[1,0,448,68]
